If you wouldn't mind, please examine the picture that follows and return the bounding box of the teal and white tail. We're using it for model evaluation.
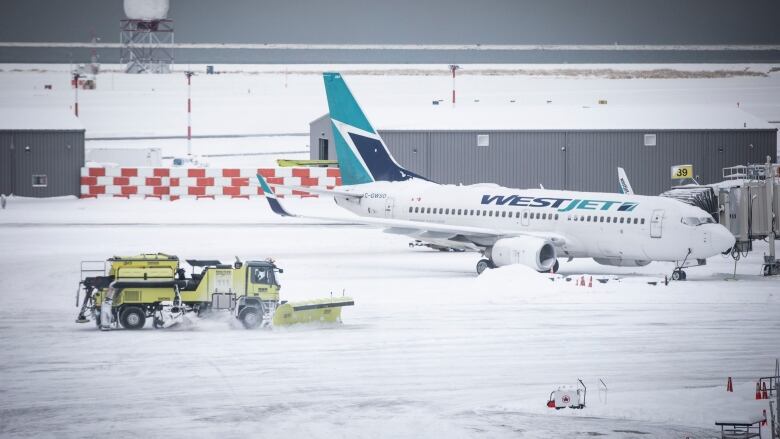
[323,72,426,186]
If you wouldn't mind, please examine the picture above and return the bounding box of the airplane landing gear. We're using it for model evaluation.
[476,259,495,275]
[671,269,687,281]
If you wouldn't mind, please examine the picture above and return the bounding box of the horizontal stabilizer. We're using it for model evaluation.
[256,174,295,217]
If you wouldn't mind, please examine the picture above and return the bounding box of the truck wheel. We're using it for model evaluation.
[120,306,146,330]
[239,307,261,329]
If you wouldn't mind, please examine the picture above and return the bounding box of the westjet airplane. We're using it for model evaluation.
[257,72,735,278]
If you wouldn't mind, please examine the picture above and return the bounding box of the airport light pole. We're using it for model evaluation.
[72,72,81,117]
[185,71,194,157]
[449,64,460,105]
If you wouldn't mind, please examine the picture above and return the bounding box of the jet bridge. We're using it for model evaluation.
[661,157,779,276]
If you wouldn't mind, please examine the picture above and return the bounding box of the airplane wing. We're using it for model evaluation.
[257,174,568,248]
[279,184,364,199]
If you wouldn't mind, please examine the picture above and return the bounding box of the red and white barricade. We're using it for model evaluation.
[80,167,342,200]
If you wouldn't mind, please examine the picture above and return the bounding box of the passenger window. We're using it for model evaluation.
[457,209,461,215]
[633,218,638,224]
[408,207,412,213]
[542,213,547,220]
[587,215,591,222]
[619,217,624,224]
[426,208,431,214]
[555,214,559,220]
[641,218,645,224]
[523,212,528,219]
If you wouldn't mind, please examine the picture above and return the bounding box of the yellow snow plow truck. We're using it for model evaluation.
[75,253,354,330]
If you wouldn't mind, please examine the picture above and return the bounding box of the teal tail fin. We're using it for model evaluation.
[323,72,426,185]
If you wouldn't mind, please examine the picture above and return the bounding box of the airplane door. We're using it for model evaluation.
[384,197,394,218]
[650,209,664,238]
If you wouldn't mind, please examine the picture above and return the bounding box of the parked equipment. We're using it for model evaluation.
[547,379,587,410]
[75,254,353,330]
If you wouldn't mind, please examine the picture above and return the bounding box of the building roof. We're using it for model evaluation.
[312,104,775,131]
[0,108,85,131]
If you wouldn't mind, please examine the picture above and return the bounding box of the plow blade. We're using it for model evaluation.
[272,297,354,326]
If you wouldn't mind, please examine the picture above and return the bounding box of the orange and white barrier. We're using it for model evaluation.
[80,167,342,200]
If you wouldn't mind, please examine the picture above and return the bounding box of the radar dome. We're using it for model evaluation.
[124,0,170,20]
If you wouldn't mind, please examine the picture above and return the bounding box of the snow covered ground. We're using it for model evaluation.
[1,64,779,437]
[0,197,778,438]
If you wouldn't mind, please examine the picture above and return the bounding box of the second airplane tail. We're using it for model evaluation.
[323,72,426,186]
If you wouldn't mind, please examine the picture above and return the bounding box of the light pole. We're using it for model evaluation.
[185,71,194,157]
[449,64,460,105]
[72,72,82,117]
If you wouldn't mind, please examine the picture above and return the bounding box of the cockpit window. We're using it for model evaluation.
[681,216,715,226]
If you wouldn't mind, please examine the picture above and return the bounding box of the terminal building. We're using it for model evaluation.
[310,105,778,195]
[0,109,85,197]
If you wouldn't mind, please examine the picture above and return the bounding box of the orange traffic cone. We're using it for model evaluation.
[580,275,585,287]
[761,382,768,399]
[588,276,593,288]
[755,382,761,400]
[726,377,733,392]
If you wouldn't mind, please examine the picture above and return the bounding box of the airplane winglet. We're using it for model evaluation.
[617,167,634,195]
[257,174,295,217]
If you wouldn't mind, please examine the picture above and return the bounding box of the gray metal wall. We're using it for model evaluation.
[0,130,85,197]
[308,121,777,195]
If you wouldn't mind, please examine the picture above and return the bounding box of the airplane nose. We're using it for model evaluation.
[712,225,736,254]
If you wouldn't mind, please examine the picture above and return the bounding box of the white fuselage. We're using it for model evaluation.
[333,180,735,263]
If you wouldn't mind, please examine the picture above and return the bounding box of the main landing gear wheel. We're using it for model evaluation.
[239,307,261,329]
[671,269,687,281]
[119,306,146,330]
[476,259,494,275]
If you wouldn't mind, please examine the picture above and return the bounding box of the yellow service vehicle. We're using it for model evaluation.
[75,253,353,330]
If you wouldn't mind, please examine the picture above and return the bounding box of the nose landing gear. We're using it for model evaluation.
[671,269,687,281]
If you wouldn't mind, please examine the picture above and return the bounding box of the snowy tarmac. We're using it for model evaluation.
[1,199,778,438]
[1,63,779,436]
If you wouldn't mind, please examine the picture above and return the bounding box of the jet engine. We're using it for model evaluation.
[488,236,557,272]
[593,257,651,267]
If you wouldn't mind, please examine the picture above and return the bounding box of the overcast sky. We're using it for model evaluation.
[3,0,780,45]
